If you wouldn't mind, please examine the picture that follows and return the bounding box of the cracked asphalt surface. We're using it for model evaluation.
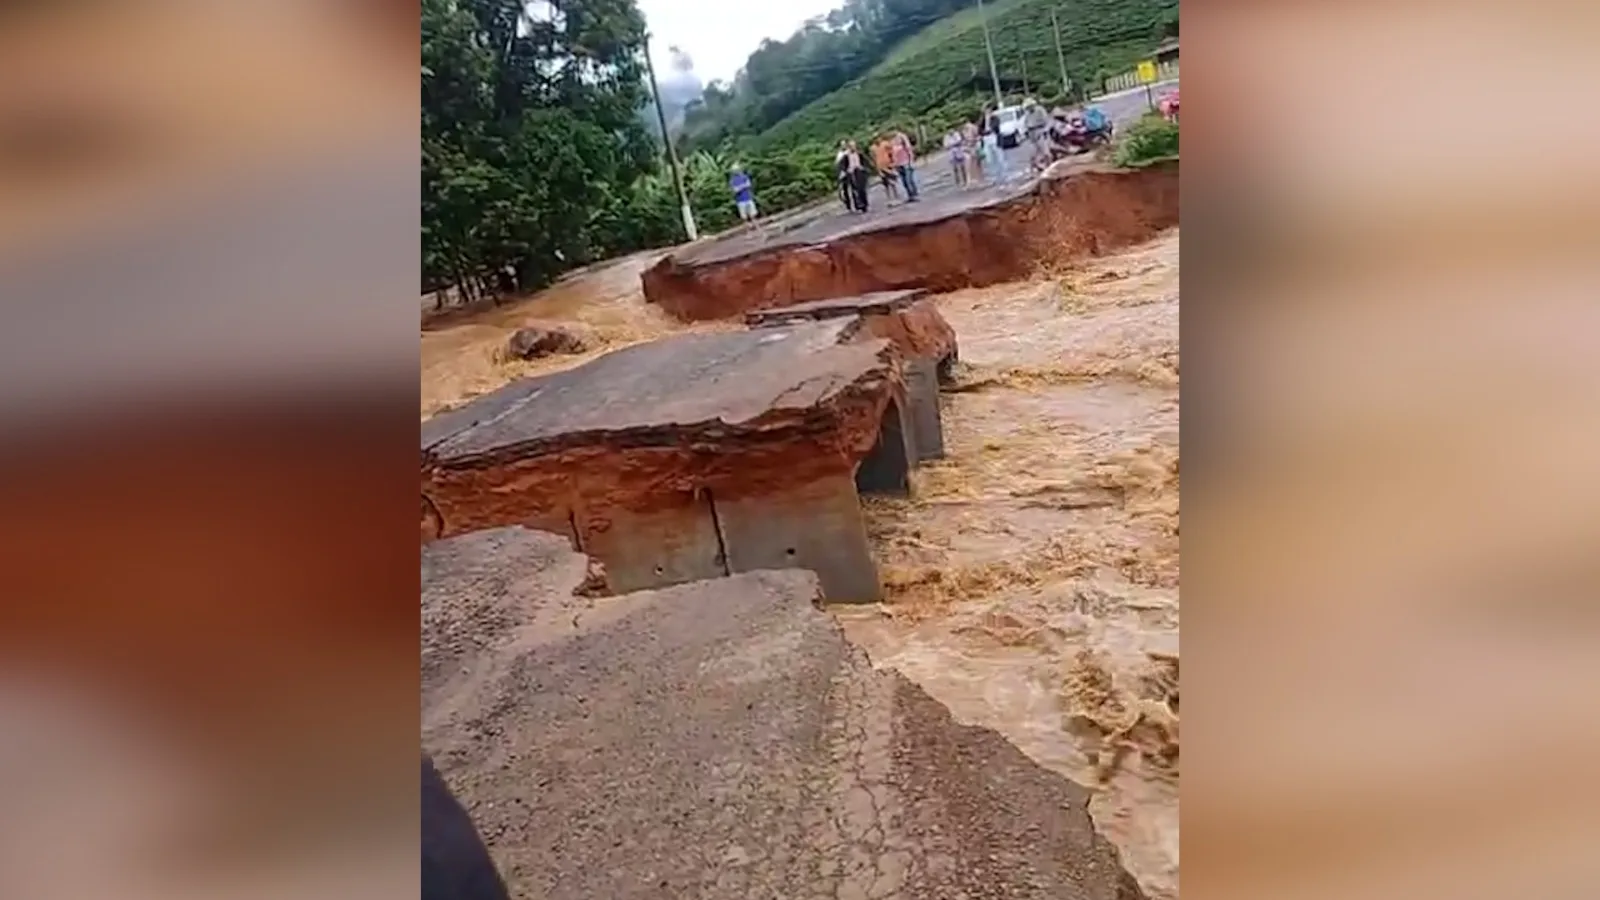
[422,527,1146,900]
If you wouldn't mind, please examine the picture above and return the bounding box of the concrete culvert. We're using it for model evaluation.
[421,320,901,603]
[855,398,914,496]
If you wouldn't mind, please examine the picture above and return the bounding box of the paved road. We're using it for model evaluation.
[422,526,1147,900]
[686,77,1180,266]
[913,77,1181,193]
[1082,79,1180,129]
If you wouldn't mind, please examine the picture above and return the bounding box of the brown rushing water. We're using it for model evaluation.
[419,249,737,420]
[419,230,1180,899]
[839,230,1179,899]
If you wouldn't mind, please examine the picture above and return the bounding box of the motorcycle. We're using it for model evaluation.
[1028,108,1115,172]
[1049,115,1113,159]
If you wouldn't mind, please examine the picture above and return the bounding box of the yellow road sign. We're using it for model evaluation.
[1137,60,1157,84]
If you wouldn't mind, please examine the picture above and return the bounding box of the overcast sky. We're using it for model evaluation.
[635,0,842,85]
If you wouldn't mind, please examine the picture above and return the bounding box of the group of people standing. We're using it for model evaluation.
[727,129,922,226]
[835,129,920,214]
[940,112,1010,189]
[727,99,1113,227]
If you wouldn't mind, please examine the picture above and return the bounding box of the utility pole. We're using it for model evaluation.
[1019,40,1029,95]
[975,0,1003,107]
[1051,8,1070,99]
[642,36,698,242]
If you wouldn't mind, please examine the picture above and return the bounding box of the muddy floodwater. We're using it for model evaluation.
[420,249,738,420]
[842,231,1179,898]
[419,230,1180,899]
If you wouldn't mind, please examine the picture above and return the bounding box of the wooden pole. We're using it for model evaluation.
[1051,8,1070,98]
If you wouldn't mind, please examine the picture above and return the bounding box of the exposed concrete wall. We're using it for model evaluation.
[854,398,914,496]
[712,475,883,603]
[903,358,945,462]
[579,491,729,594]
[509,477,888,604]
[420,361,905,602]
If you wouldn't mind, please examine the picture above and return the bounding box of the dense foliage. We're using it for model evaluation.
[677,0,981,148]
[687,0,1178,154]
[1113,112,1179,167]
[422,0,657,297]
[604,144,841,245]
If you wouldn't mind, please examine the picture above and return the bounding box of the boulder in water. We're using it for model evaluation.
[505,322,591,360]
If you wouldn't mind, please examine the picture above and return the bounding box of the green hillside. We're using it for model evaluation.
[749,0,1177,152]
[868,0,1033,75]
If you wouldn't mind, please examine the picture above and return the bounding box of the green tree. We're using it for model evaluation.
[421,0,655,297]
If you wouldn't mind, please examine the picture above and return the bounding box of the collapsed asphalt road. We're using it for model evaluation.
[422,526,1146,900]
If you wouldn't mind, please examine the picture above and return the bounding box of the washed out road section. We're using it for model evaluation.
[422,526,1147,900]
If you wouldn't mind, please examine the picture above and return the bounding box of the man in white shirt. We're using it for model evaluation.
[943,129,968,188]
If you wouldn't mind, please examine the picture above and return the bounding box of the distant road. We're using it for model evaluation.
[1079,78,1180,128]
[691,76,1180,245]
[908,77,1180,191]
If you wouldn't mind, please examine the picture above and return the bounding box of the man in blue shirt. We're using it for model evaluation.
[729,165,758,225]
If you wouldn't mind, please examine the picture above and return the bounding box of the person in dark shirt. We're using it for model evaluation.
[835,141,853,211]
[837,140,870,213]
[422,755,511,900]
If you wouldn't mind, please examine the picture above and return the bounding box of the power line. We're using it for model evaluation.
[976,0,1003,106]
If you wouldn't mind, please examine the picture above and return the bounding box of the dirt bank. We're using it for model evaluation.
[641,161,1178,322]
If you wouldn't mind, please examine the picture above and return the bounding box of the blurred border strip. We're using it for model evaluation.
[0,4,423,896]
[0,1,421,438]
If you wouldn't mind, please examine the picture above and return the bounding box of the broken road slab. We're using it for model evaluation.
[420,322,917,601]
[641,161,1179,322]
[422,526,1146,900]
